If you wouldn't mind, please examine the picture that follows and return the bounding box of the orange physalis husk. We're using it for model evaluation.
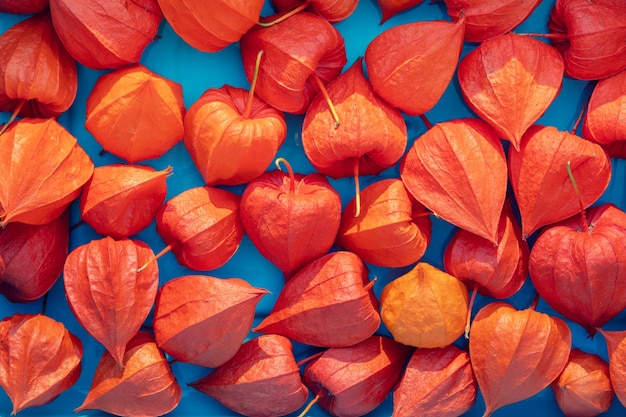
[582,69,626,146]
[444,0,541,42]
[153,275,268,368]
[271,0,358,22]
[76,332,181,417]
[85,64,185,163]
[184,84,286,187]
[458,32,564,151]
[155,186,244,271]
[0,12,77,119]
[0,314,82,415]
[190,334,308,417]
[400,118,507,244]
[364,14,465,116]
[254,251,380,347]
[598,329,626,408]
[469,301,572,417]
[380,262,469,348]
[551,348,614,417]
[157,0,264,52]
[508,125,611,239]
[336,178,432,268]
[302,335,413,417]
[375,0,424,24]
[0,0,48,13]
[49,0,163,70]
[63,237,159,368]
[393,345,477,417]
[0,118,94,227]
[0,211,68,303]
[80,164,171,239]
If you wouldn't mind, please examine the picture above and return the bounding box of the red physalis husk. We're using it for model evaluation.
[0,118,94,227]
[155,186,244,271]
[381,262,469,348]
[253,251,380,347]
[0,0,48,13]
[469,301,572,417]
[240,161,341,279]
[49,0,163,70]
[80,164,171,239]
[302,335,413,417]
[157,0,264,52]
[582,69,626,146]
[0,211,68,303]
[85,64,185,163]
[184,84,286,186]
[0,12,77,119]
[598,329,626,408]
[529,203,626,335]
[76,332,181,417]
[458,32,564,151]
[190,334,308,417]
[393,345,477,417]
[153,275,268,368]
[0,314,82,414]
[400,118,507,244]
[444,201,529,300]
[508,125,611,239]
[336,178,432,268]
[63,237,159,368]
[364,14,465,116]
[444,0,541,42]
[551,348,614,417]
[271,0,358,22]
[302,59,407,189]
[240,12,347,114]
[375,0,424,24]
[548,0,626,80]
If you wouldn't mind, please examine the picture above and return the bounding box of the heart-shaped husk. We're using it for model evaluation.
[393,345,477,417]
[240,161,342,279]
[302,335,413,417]
[49,0,163,70]
[400,118,507,244]
[458,32,564,151]
[0,118,94,227]
[469,302,572,417]
[85,64,185,163]
[529,203,626,335]
[76,332,181,417]
[254,251,380,347]
[550,348,614,417]
[0,211,68,303]
[153,275,268,368]
[381,262,469,348]
[240,12,347,114]
[508,124,611,239]
[598,329,626,408]
[271,0,358,22]
[63,237,159,368]
[0,12,77,119]
[80,164,171,239]
[582,69,626,146]
[0,314,82,415]
[336,178,432,268]
[547,0,626,80]
[190,334,308,417]
[364,14,465,116]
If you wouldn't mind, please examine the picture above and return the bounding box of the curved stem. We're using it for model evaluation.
[0,99,26,136]
[137,244,172,273]
[420,114,433,130]
[275,157,296,193]
[571,96,590,135]
[516,32,568,40]
[296,394,320,417]
[242,50,264,119]
[353,159,361,218]
[69,219,85,233]
[465,287,478,339]
[296,351,324,367]
[258,1,309,27]
[313,73,340,128]
[529,292,540,311]
[566,161,589,233]
[363,277,377,292]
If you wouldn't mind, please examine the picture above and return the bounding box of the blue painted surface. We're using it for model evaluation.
[0,1,625,416]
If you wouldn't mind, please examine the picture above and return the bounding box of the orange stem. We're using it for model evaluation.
[0,99,26,136]
[353,159,361,217]
[566,161,589,233]
[296,394,320,417]
[258,1,310,27]
[313,73,340,128]
[571,96,590,135]
[137,245,172,272]
[363,277,377,292]
[517,32,569,40]
[242,50,264,119]
[296,351,324,367]
[420,114,433,130]
[465,287,478,339]
[275,157,296,193]
[529,293,540,311]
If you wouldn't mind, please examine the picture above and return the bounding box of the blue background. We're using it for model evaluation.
[2,0,626,416]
